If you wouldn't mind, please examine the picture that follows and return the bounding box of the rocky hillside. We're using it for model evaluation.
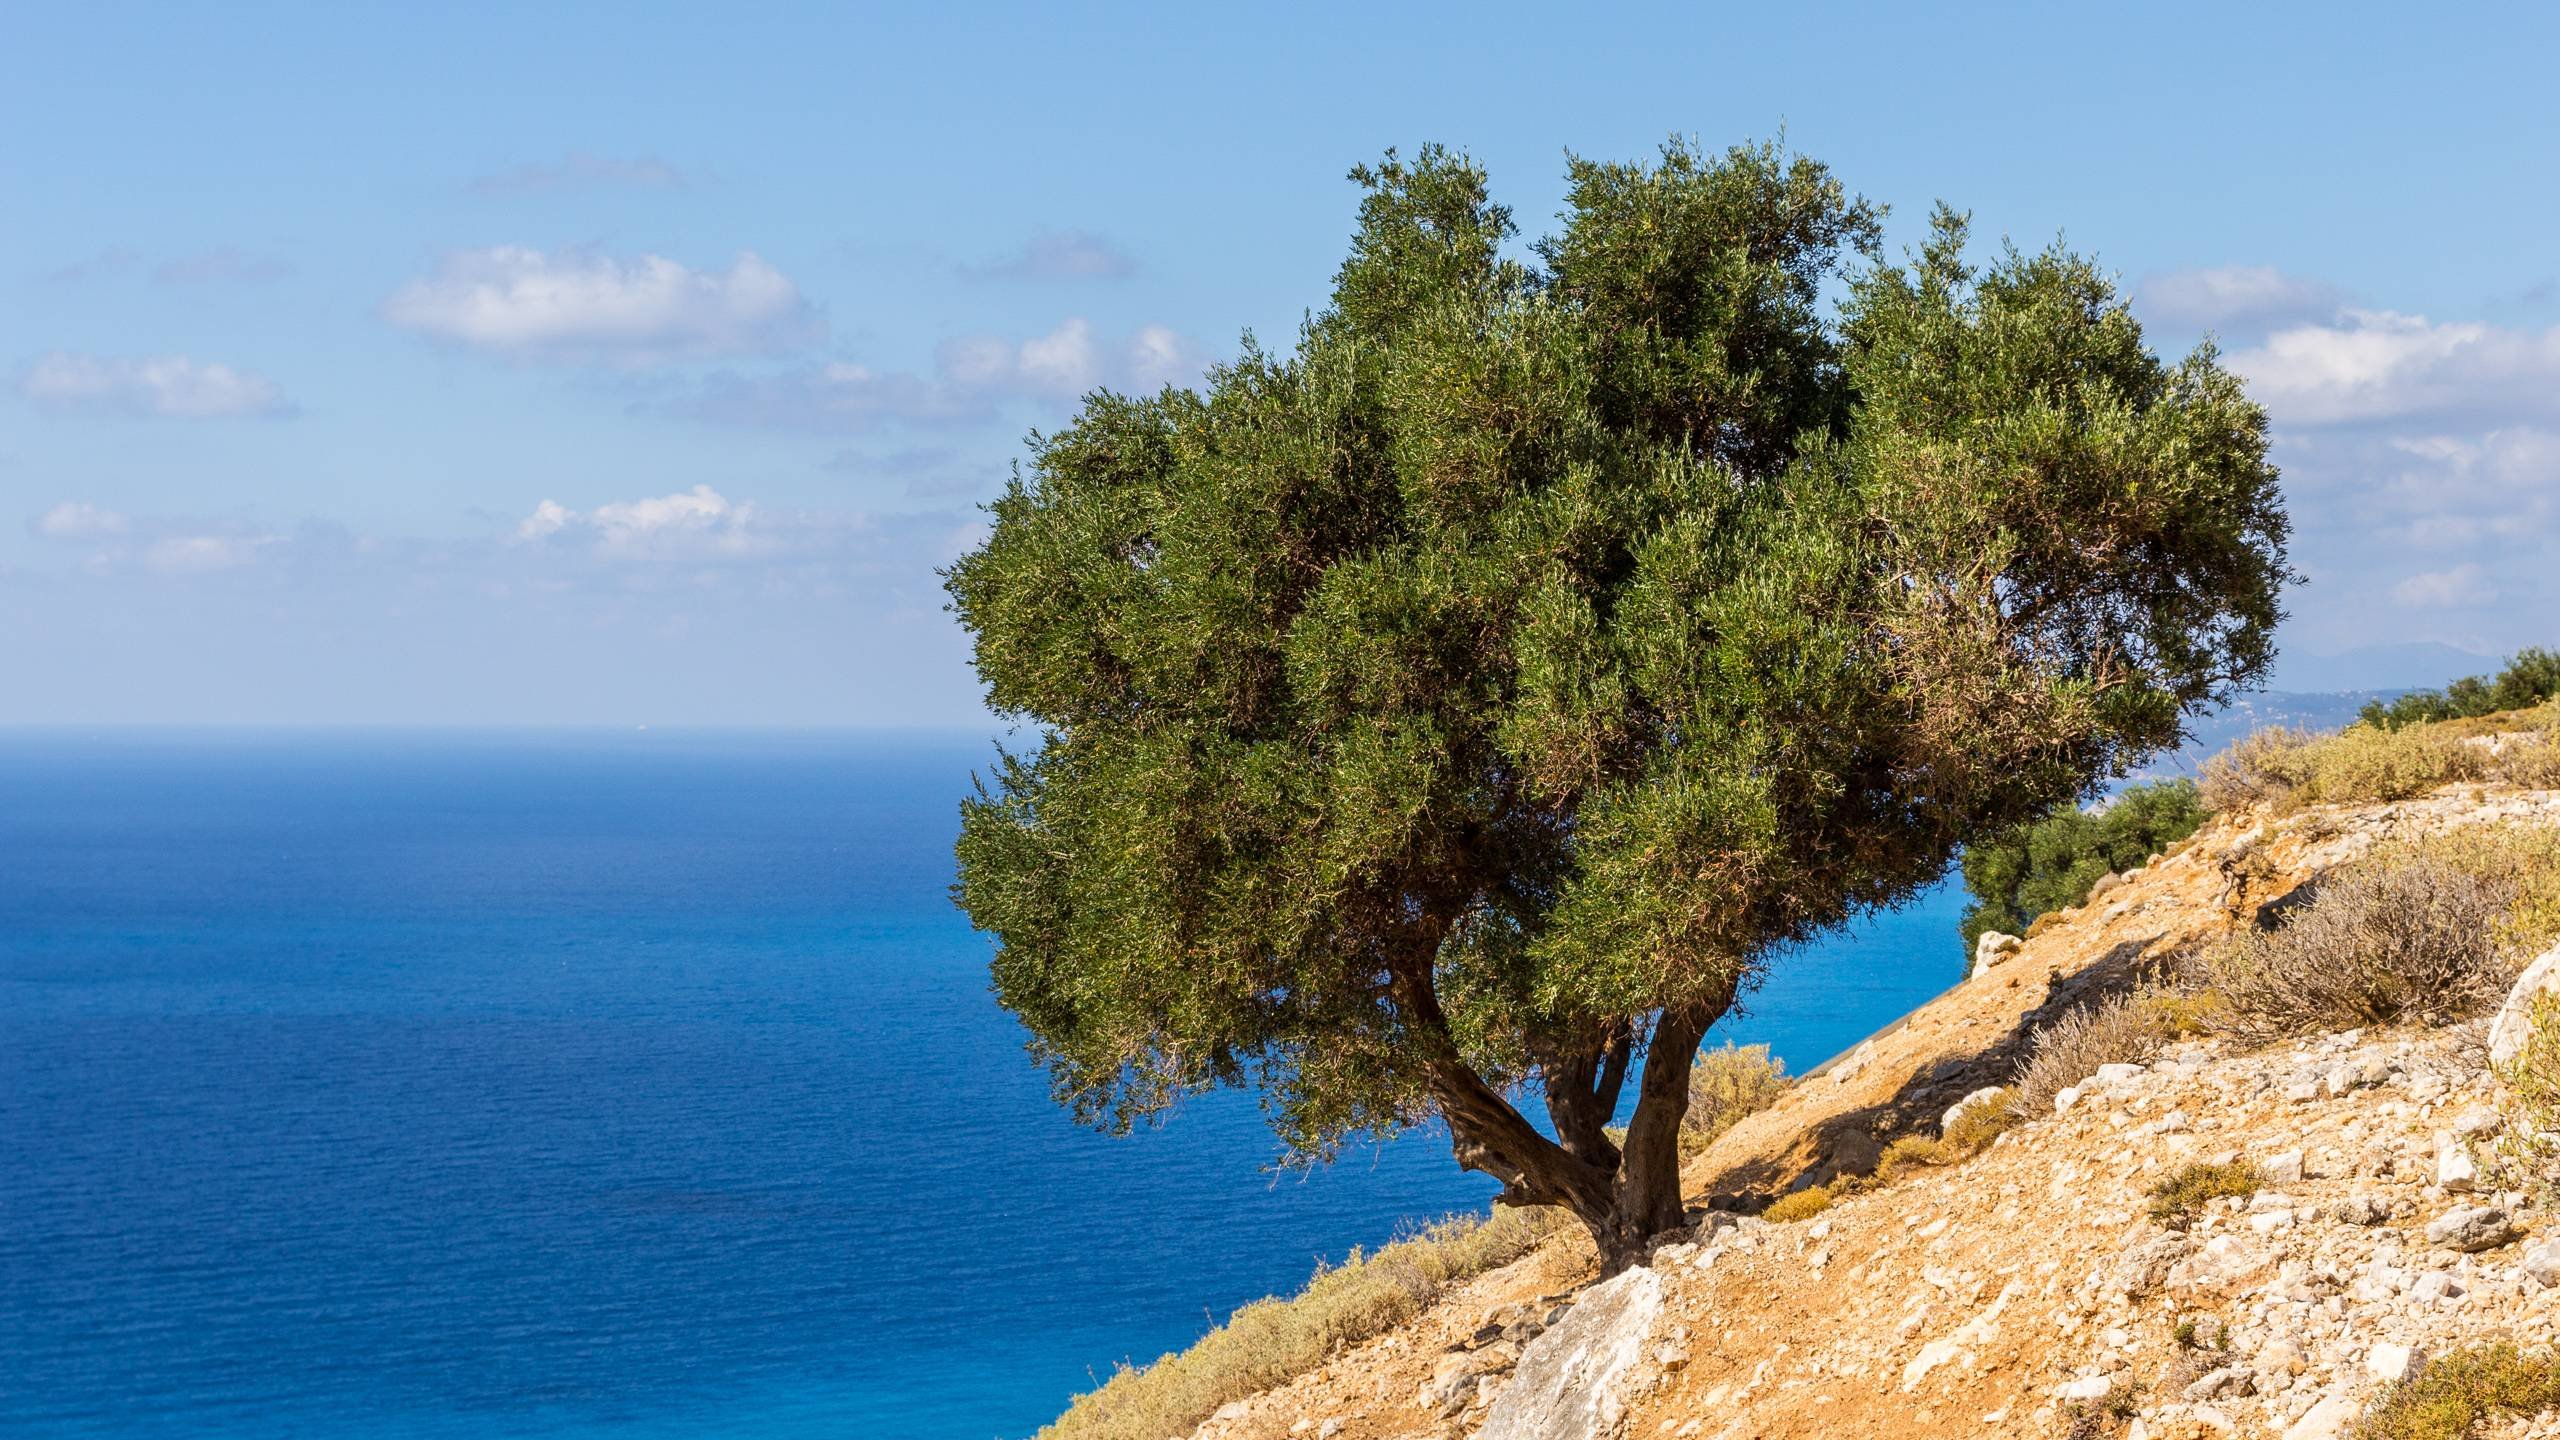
[1168,781,2560,1440]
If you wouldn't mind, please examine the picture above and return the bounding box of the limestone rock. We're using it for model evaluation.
[1477,1265,1664,1440]
[1942,1086,2007,1136]
[2425,1205,2521,1252]
[2281,1392,2362,1440]
[2487,944,2560,1067]
[1972,930,2022,977]
[2366,1342,2422,1383]
[2521,1238,2560,1289]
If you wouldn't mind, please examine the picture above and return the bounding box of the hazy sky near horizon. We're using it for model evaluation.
[7,2,2558,724]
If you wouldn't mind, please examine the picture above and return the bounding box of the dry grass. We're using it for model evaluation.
[1878,1087,2020,1179]
[2201,857,2518,1043]
[1761,1186,1835,1222]
[1682,1042,1790,1156]
[2353,1342,2560,1440]
[2489,993,2560,1203]
[2147,1159,2261,1228]
[2198,701,2560,817]
[1041,1205,1566,1440]
[2010,992,2168,1117]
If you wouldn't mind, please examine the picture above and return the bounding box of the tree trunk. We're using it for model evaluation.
[1586,1002,1714,1272]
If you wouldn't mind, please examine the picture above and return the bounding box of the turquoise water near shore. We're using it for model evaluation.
[0,729,1961,1438]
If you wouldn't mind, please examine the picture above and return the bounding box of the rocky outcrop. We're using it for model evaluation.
[2489,942,2560,1067]
[1474,1266,1664,1440]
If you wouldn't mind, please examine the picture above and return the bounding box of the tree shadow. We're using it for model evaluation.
[1693,935,2166,1208]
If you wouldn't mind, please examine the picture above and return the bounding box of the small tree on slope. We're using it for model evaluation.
[946,140,2289,1270]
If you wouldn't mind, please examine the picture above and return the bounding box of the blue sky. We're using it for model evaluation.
[6,1,2558,723]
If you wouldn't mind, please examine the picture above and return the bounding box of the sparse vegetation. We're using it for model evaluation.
[1682,1043,1790,1156]
[1761,1186,1835,1223]
[2200,856,2519,1042]
[2147,1160,2261,1228]
[1042,1206,1567,1440]
[1878,1087,2020,1178]
[2197,700,2560,816]
[2359,647,2560,730]
[1958,780,2210,956]
[2352,1342,2560,1440]
[2490,993,2560,1202]
[2011,992,2170,1117]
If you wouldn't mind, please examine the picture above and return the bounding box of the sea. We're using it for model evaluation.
[0,729,1963,1439]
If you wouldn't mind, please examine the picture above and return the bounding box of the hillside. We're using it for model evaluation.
[1101,720,2560,1440]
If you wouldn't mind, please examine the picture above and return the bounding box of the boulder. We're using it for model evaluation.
[1972,930,2022,977]
[1477,1265,1664,1440]
[2425,1205,2521,1253]
[2487,944,2560,1067]
[1941,1086,2007,1136]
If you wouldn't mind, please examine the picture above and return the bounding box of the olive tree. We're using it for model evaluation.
[946,140,2288,1268]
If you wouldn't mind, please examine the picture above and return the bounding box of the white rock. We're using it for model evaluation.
[2366,1342,2422,1383]
[2435,1136,2478,1193]
[1212,1399,1252,1422]
[1972,930,2022,977]
[1476,1266,1663,1440]
[2523,1238,2560,1289]
[1831,1040,1876,1084]
[1942,1086,2006,1136]
[2263,1148,2304,1184]
[2451,1106,2503,1138]
[2487,943,2560,1067]
[2057,1374,2113,1401]
[2281,1392,2362,1440]
[2055,1085,2086,1115]
[2095,1062,2148,1086]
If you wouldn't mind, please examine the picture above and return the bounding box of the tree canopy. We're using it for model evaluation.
[947,139,2290,1263]
[1957,779,2211,957]
[2359,647,2560,730]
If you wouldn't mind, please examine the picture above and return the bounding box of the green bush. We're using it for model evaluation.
[2359,647,2560,730]
[2354,1342,2560,1440]
[2147,1160,2261,1228]
[1957,779,2209,956]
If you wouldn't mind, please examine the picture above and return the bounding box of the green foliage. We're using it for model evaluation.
[1958,779,2208,955]
[2147,1160,2261,1228]
[946,137,2291,1232]
[2353,1343,2560,1440]
[2359,647,2560,730]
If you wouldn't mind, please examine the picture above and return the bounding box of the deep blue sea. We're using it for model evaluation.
[0,730,1962,1439]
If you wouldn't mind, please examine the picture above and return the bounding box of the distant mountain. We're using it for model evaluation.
[2269,641,2502,695]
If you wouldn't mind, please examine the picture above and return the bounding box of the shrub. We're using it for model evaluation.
[2353,1342,2560,1440]
[2202,857,2517,1042]
[1762,1186,1835,1222]
[1878,1087,2020,1179]
[2010,991,2168,1117]
[1958,780,2210,958]
[1043,1206,1565,1440]
[2383,821,2560,958]
[2489,992,2560,1203]
[2358,646,2560,730]
[2147,1160,2261,1228]
[1682,1043,1790,1155]
[2197,701,2560,817]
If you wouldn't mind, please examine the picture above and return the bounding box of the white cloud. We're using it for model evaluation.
[382,247,815,360]
[467,152,687,195]
[962,230,1138,281]
[2231,309,2560,427]
[33,501,130,538]
[145,535,270,573]
[2391,563,2495,609]
[667,319,1203,431]
[515,484,787,559]
[19,353,295,419]
[2138,265,2343,334]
